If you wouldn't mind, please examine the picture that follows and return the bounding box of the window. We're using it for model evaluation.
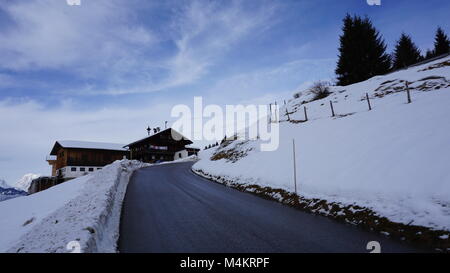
[89,168,94,172]
[71,167,76,172]
[80,167,85,172]
[97,168,102,170]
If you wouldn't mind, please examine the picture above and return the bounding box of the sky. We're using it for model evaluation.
[1,0,450,185]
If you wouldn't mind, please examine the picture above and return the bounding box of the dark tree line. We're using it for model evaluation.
[336,14,450,86]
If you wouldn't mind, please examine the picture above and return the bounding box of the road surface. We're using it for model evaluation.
[119,162,422,253]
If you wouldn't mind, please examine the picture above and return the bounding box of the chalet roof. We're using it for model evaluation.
[124,128,193,148]
[50,140,127,155]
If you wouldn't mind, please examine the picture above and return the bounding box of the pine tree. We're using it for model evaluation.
[425,49,435,60]
[392,33,422,70]
[433,27,450,56]
[336,14,391,86]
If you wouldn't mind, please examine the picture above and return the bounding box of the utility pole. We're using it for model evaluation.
[165,121,168,129]
[269,103,272,123]
[274,101,278,122]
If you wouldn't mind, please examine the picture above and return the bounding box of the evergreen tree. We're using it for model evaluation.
[425,49,435,60]
[392,33,422,70]
[335,14,391,86]
[433,27,450,56]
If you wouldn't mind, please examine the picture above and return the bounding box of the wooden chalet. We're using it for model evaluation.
[47,140,129,179]
[125,128,197,163]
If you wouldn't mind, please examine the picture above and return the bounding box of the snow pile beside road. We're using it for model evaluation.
[193,56,450,233]
[0,159,148,253]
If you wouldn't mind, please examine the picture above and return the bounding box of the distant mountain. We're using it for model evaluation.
[15,173,41,191]
[0,179,27,202]
[0,179,11,189]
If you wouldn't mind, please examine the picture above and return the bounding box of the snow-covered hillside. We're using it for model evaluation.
[193,56,450,236]
[14,174,41,192]
[0,160,148,253]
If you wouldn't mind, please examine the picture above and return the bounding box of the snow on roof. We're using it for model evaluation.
[125,128,192,147]
[53,140,128,153]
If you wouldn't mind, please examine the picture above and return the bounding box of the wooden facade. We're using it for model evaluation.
[48,141,129,178]
[126,128,193,163]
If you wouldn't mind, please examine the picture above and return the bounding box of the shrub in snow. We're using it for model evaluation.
[309,81,331,101]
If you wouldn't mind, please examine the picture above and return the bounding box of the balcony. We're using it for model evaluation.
[46,155,57,161]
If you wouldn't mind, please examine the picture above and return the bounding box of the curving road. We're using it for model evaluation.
[119,162,421,253]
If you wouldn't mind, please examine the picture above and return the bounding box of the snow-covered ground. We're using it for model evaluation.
[193,56,450,232]
[0,159,148,253]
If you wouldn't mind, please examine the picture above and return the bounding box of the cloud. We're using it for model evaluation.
[0,0,278,96]
[201,58,336,104]
[162,0,277,88]
[0,0,155,71]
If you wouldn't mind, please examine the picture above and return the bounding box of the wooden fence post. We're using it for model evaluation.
[285,107,291,121]
[304,106,308,121]
[330,101,335,117]
[366,93,372,111]
[406,82,411,104]
[292,139,298,195]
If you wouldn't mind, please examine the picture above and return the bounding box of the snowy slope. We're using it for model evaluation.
[193,56,450,232]
[14,173,41,192]
[0,160,148,253]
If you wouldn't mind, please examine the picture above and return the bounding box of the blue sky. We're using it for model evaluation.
[1,0,450,184]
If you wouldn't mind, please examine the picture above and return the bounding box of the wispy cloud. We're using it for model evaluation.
[0,0,155,71]
[0,0,278,96]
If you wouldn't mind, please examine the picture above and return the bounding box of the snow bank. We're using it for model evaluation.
[0,159,148,253]
[193,56,450,232]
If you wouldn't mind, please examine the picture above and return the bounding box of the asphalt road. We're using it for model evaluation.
[119,161,422,253]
